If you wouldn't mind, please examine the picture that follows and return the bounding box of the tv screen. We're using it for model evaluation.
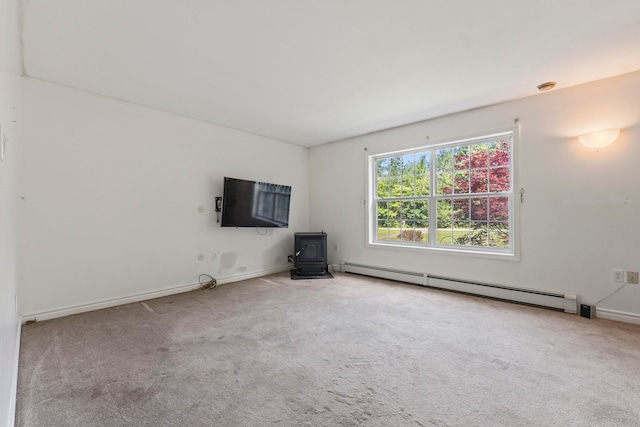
[220,177,292,228]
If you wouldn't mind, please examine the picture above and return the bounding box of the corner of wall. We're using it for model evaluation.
[6,321,21,427]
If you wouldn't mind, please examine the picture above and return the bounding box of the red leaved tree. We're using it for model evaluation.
[452,142,510,247]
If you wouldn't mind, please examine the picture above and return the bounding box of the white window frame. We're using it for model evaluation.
[367,128,519,260]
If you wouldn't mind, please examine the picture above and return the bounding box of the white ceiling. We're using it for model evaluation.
[20,0,640,147]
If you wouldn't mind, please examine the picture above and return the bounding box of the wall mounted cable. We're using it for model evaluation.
[215,197,222,223]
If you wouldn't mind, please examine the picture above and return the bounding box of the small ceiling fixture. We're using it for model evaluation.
[578,129,620,149]
[537,82,557,91]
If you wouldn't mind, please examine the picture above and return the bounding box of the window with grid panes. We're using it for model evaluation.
[372,131,514,254]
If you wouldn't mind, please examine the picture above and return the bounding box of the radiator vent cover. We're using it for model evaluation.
[341,262,577,314]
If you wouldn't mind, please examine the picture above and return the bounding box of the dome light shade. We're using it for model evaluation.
[578,129,620,149]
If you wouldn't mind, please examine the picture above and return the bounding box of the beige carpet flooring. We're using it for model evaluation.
[16,272,640,426]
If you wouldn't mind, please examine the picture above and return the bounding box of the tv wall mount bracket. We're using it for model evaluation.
[215,196,222,223]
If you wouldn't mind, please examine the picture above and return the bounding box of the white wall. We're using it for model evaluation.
[309,71,640,321]
[19,78,309,316]
[0,0,21,424]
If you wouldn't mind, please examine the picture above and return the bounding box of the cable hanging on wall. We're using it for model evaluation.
[593,283,627,306]
[214,197,222,223]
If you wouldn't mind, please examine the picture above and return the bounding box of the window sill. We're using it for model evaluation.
[367,240,520,262]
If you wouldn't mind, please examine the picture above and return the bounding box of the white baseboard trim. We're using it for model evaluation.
[596,308,640,325]
[8,319,21,427]
[21,266,293,323]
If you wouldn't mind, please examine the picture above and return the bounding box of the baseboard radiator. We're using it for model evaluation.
[340,262,577,314]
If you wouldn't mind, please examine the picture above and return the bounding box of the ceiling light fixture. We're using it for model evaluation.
[578,129,620,149]
[537,82,557,91]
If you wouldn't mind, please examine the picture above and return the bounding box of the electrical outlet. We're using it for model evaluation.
[627,271,639,284]
[612,269,625,283]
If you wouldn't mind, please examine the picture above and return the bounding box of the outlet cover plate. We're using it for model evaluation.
[613,269,625,283]
[627,271,639,284]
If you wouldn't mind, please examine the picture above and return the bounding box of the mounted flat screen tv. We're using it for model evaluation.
[221,177,292,228]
